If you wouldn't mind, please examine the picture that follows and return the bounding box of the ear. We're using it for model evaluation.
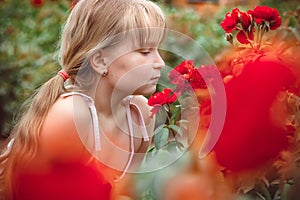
[89,50,107,75]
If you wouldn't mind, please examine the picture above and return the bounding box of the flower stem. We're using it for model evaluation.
[165,104,178,143]
[256,27,260,44]
[258,28,265,50]
[165,104,171,125]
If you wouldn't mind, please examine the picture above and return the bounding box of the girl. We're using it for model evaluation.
[0,0,166,199]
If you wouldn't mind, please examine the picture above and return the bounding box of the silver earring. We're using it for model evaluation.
[102,70,108,77]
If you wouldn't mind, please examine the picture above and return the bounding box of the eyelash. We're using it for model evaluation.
[139,49,151,55]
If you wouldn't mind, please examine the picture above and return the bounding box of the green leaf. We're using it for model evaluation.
[170,108,181,122]
[154,127,169,149]
[153,124,165,136]
[281,182,292,200]
[168,124,183,137]
[147,146,156,153]
[145,146,156,162]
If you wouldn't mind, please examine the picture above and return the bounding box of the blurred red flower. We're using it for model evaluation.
[213,58,295,172]
[30,0,44,8]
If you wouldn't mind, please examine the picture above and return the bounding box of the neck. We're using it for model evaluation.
[93,80,129,117]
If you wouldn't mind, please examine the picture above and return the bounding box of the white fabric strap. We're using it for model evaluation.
[117,101,135,180]
[129,101,150,142]
[61,92,101,152]
[116,96,150,181]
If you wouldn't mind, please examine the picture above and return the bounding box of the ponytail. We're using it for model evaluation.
[0,73,67,199]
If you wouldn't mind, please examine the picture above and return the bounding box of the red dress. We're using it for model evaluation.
[14,162,112,200]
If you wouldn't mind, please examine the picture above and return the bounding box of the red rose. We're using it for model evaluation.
[241,11,253,30]
[213,58,295,172]
[176,60,194,74]
[148,88,177,106]
[169,60,194,83]
[170,61,220,95]
[220,8,241,33]
[169,60,196,95]
[188,69,205,90]
[30,0,44,8]
[173,78,191,96]
[236,29,254,44]
[148,88,177,117]
[169,69,186,86]
[249,6,282,30]
[221,8,254,44]
[236,11,255,44]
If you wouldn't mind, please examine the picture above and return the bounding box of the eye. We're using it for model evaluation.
[139,48,151,55]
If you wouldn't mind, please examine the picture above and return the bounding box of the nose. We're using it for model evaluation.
[153,50,165,69]
[153,62,164,69]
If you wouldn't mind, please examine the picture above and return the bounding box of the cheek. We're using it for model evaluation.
[112,66,154,93]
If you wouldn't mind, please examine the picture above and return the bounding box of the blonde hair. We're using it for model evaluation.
[0,0,165,199]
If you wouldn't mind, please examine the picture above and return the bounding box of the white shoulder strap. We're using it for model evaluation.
[127,96,150,142]
[115,96,150,181]
[61,92,101,152]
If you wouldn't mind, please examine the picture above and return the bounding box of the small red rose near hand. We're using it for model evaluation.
[30,0,45,8]
[213,57,295,172]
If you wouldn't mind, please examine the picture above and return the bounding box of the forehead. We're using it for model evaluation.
[99,28,164,61]
[106,27,165,51]
[126,28,166,48]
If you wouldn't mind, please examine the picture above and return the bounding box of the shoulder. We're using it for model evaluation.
[39,95,93,163]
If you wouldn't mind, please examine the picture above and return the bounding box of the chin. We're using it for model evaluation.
[134,85,157,96]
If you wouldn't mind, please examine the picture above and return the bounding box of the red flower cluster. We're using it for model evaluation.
[249,6,282,30]
[220,6,281,44]
[30,0,45,8]
[148,88,177,117]
[148,60,219,118]
[220,8,254,44]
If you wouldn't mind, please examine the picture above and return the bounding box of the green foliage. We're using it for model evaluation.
[161,4,229,58]
[0,0,70,137]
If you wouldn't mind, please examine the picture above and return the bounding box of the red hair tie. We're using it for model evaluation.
[57,70,70,82]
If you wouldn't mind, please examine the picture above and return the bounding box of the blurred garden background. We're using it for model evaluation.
[1,0,300,199]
